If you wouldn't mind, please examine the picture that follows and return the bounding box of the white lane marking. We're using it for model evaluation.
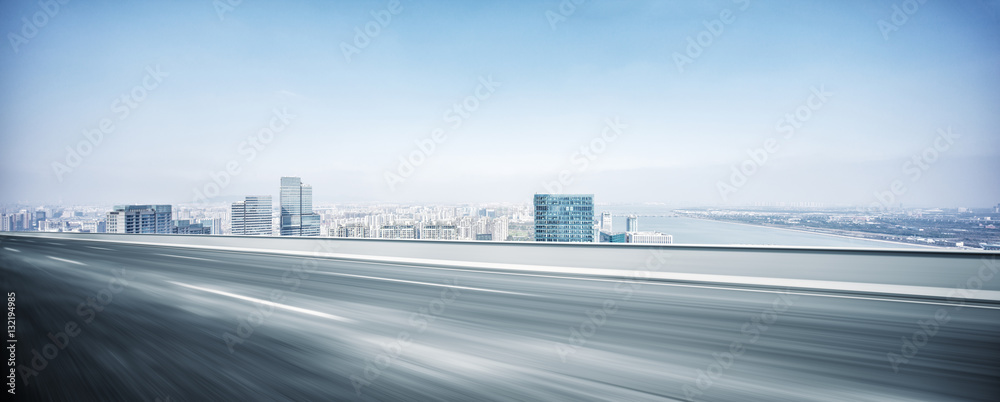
[3,247,19,252]
[168,281,355,323]
[86,246,113,251]
[315,271,531,296]
[154,253,219,262]
[47,256,86,266]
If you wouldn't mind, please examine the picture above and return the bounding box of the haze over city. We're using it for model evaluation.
[4,2,1000,402]
[2,0,999,206]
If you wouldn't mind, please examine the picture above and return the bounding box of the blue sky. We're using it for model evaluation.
[1,0,998,207]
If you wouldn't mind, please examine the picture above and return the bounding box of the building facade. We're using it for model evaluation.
[280,177,320,236]
[534,194,594,242]
[600,212,612,231]
[334,224,370,238]
[606,232,628,243]
[601,231,672,244]
[106,205,172,234]
[33,210,46,230]
[173,220,211,235]
[379,224,417,239]
[81,220,106,233]
[421,224,457,240]
[232,196,273,236]
[200,218,223,235]
[492,217,509,242]
[0,214,15,231]
[626,215,638,232]
[627,232,673,244]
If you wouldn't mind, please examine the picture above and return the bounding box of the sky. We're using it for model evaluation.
[1,0,999,207]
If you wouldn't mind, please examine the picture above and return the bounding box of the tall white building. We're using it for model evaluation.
[626,215,638,232]
[600,212,612,231]
[232,196,272,236]
[0,214,15,231]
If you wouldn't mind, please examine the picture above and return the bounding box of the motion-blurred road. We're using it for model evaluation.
[2,234,998,401]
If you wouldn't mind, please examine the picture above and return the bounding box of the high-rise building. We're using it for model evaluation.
[626,215,638,232]
[17,210,30,231]
[232,196,273,236]
[600,212,612,231]
[106,205,172,234]
[492,216,509,242]
[534,194,594,242]
[280,177,320,236]
[0,214,15,232]
[33,210,46,230]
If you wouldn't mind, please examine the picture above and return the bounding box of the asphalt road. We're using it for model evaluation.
[1,234,998,401]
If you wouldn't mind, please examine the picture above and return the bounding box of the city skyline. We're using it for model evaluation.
[2,1,999,207]
[3,3,999,400]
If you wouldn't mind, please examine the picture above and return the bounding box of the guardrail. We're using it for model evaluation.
[2,231,998,301]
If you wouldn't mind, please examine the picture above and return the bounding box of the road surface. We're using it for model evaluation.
[1,234,998,401]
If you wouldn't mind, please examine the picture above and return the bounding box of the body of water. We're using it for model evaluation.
[599,205,932,249]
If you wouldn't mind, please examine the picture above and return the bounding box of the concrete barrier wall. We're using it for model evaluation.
[3,231,998,292]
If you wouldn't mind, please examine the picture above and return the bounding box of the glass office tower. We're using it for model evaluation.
[232,196,273,236]
[533,194,594,242]
[280,177,320,236]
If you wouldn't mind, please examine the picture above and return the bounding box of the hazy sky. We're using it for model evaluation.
[2,0,998,207]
